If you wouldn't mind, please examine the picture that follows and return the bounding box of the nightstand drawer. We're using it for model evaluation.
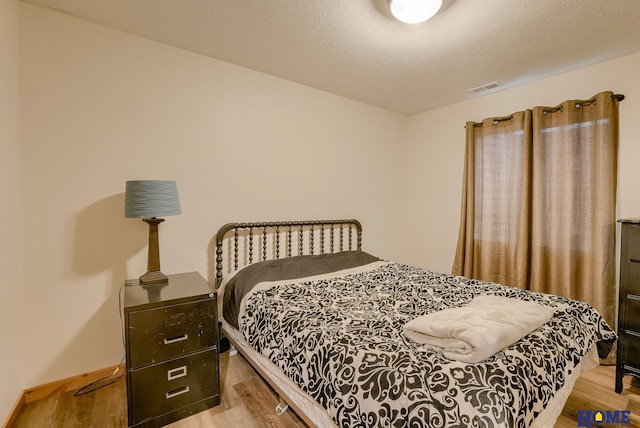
[622,331,640,368]
[627,262,640,295]
[625,295,640,332]
[128,298,217,368]
[627,225,640,260]
[129,348,219,426]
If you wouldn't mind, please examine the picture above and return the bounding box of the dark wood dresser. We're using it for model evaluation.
[124,272,220,427]
[616,219,640,393]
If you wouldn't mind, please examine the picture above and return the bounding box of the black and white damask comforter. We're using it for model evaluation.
[231,256,615,428]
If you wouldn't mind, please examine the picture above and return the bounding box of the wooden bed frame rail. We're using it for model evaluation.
[214,219,362,288]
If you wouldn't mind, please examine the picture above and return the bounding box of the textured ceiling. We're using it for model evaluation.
[21,0,640,115]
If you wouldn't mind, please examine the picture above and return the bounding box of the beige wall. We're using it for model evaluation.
[403,51,640,273]
[0,0,23,420]
[13,0,640,409]
[19,3,407,387]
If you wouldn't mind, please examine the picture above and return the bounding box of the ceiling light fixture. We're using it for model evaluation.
[388,0,443,24]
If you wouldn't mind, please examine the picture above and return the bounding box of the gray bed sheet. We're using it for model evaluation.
[223,250,381,328]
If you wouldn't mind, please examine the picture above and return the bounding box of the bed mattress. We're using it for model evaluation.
[219,255,614,427]
[221,317,599,428]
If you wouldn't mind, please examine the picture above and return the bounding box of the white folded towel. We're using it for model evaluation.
[403,295,555,363]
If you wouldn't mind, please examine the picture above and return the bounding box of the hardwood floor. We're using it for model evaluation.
[11,350,640,427]
[555,365,640,428]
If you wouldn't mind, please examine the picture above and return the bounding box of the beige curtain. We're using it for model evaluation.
[453,91,619,329]
[453,110,532,288]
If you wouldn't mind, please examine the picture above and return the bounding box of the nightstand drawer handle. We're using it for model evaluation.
[167,366,187,381]
[164,334,188,345]
[166,386,189,399]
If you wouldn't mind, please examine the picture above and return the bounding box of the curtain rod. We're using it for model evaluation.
[469,115,512,128]
[468,93,625,127]
[543,93,625,115]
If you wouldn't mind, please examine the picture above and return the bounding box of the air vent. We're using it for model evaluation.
[467,81,502,93]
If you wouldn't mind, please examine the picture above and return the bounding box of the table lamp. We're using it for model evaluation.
[125,180,181,284]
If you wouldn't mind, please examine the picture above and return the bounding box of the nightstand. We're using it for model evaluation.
[616,220,640,393]
[124,272,220,427]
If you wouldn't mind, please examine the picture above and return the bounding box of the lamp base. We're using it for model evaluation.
[139,270,169,285]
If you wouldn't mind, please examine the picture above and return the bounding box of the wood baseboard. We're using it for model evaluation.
[2,363,125,427]
[2,390,25,428]
[24,363,125,403]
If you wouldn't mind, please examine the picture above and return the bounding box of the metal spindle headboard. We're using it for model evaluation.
[214,219,362,288]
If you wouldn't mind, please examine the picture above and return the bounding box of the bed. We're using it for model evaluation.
[214,219,616,428]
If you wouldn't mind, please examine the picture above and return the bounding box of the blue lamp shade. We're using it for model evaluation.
[125,180,181,219]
